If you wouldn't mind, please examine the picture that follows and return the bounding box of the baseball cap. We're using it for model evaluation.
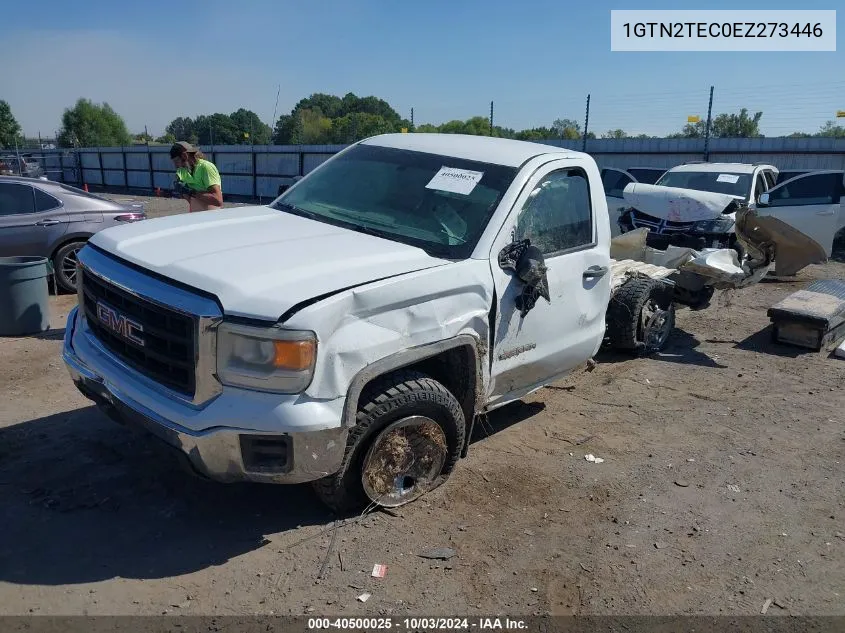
[170,141,199,158]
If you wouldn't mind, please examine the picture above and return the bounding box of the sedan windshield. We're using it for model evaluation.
[270,144,518,259]
[655,171,751,199]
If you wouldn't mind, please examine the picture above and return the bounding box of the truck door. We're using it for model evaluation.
[757,171,845,256]
[487,160,612,406]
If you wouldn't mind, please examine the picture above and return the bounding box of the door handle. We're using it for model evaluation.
[35,219,61,226]
[583,265,609,279]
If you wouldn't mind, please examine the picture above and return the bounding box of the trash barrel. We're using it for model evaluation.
[0,256,51,336]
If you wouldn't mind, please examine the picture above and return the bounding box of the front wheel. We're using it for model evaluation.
[52,240,87,293]
[312,371,465,515]
[607,277,676,354]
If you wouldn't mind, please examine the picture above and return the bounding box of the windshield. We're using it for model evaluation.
[655,170,751,199]
[628,168,665,184]
[270,144,518,259]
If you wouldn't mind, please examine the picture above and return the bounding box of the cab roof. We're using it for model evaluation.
[361,133,585,168]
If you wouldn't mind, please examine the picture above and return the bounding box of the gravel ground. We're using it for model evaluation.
[0,194,843,617]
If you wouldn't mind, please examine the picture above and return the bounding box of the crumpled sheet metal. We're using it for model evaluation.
[622,182,739,222]
[610,228,697,269]
[610,259,676,292]
[284,259,493,403]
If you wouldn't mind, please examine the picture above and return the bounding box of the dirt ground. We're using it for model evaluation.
[1,195,844,617]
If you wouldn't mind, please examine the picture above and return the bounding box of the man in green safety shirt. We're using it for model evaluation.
[170,141,224,212]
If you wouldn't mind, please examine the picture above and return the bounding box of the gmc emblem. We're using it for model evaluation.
[96,301,145,347]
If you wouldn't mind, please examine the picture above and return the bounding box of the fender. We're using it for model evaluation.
[341,333,486,437]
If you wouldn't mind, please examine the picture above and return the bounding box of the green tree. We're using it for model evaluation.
[0,100,22,149]
[414,123,439,133]
[552,118,582,140]
[601,129,628,139]
[331,112,395,143]
[193,113,240,145]
[669,108,764,139]
[133,132,154,143]
[165,116,197,144]
[229,108,272,144]
[289,108,333,144]
[58,98,131,147]
[816,120,845,138]
[156,133,176,144]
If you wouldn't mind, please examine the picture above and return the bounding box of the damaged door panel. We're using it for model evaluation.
[755,170,845,259]
[488,161,611,404]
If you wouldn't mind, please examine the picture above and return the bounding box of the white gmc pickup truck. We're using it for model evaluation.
[62,134,819,512]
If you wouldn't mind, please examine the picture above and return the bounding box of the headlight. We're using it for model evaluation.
[692,218,735,233]
[216,322,317,393]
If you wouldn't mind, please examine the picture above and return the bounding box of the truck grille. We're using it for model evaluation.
[629,210,694,235]
[80,270,197,397]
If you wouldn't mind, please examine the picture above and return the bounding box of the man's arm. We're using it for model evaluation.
[191,185,223,207]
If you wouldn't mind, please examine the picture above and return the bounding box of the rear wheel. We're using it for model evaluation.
[312,371,465,515]
[607,277,675,354]
[52,240,86,293]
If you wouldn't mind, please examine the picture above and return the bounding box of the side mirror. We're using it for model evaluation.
[758,192,770,207]
[498,240,551,317]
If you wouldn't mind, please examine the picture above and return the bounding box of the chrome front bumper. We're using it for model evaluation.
[63,306,348,485]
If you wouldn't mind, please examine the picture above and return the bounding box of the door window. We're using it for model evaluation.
[766,172,844,207]
[0,183,36,216]
[34,187,60,212]
[601,168,634,198]
[754,173,768,202]
[764,170,777,189]
[515,168,593,256]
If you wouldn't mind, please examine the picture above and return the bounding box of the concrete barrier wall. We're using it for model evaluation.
[38,138,845,198]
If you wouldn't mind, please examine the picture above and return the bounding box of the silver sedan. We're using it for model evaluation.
[0,176,147,292]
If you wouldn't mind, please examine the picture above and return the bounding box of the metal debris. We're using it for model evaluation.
[584,454,605,464]
[761,598,773,614]
[357,593,371,603]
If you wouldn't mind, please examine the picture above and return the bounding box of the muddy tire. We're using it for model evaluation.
[607,277,675,354]
[52,240,86,293]
[312,371,465,515]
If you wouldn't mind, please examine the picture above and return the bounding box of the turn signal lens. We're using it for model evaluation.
[273,340,316,371]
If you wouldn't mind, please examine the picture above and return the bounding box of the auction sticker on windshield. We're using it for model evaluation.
[717,174,740,183]
[426,167,484,195]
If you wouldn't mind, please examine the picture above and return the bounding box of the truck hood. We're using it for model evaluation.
[89,205,451,319]
[622,183,741,222]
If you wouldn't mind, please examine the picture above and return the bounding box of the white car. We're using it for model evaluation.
[618,161,780,251]
[600,167,668,237]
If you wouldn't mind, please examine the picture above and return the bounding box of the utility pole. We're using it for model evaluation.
[489,101,494,136]
[411,107,414,128]
[703,85,714,162]
[582,94,591,152]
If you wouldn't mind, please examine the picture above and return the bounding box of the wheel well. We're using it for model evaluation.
[50,235,89,262]
[355,344,479,429]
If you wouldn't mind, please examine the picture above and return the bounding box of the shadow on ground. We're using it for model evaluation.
[0,406,332,586]
[734,324,819,358]
[597,328,728,369]
[0,396,549,587]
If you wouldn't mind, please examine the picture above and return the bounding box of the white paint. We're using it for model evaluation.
[426,166,484,195]
[622,183,737,222]
[89,205,450,320]
[834,340,845,359]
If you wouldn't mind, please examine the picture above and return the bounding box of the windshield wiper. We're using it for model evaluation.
[273,202,320,221]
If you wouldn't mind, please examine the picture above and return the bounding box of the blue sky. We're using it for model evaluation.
[1,0,841,138]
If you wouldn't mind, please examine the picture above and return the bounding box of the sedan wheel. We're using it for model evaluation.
[53,241,86,293]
